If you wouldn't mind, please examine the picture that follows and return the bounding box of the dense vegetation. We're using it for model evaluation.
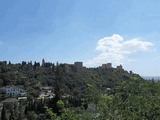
[1,60,160,119]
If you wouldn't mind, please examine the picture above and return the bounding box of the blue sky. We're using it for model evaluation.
[0,0,160,76]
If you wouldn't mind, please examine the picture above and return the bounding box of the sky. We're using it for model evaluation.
[0,0,160,76]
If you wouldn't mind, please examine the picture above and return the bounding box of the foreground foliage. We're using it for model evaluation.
[43,78,160,120]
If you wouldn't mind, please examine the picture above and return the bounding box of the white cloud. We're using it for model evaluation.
[85,34,153,67]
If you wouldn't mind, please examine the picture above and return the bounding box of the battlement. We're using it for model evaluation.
[64,62,83,73]
[101,63,112,69]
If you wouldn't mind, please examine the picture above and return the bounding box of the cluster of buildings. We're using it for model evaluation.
[100,63,123,70]
[63,62,124,73]
[38,86,54,99]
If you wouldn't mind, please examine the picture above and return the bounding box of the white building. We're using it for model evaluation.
[3,86,27,96]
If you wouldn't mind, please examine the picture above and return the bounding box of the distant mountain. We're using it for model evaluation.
[142,76,160,81]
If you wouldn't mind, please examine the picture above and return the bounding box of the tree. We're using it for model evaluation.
[51,62,64,115]
[9,110,16,120]
[27,111,38,120]
[1,106,8,120]
[44,106,58,120]
[86,84,100,110]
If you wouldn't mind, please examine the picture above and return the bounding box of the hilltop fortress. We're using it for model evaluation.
[64,62,83,73]
[62,62,123,73]
[0,59,124,73]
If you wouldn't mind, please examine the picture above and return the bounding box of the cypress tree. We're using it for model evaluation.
[51,62,64,115]
[9,110,16,120]
[1,106,7,120]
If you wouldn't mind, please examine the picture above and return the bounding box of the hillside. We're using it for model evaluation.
[1,60,160,119]
[0,60,140,96]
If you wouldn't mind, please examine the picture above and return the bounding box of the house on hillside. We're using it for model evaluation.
[2,85,27,97]
[37,86,54,99]
[41,86,52,93]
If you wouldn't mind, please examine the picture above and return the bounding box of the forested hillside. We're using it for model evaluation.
[0,60,139,98]
[1,60,160,119]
